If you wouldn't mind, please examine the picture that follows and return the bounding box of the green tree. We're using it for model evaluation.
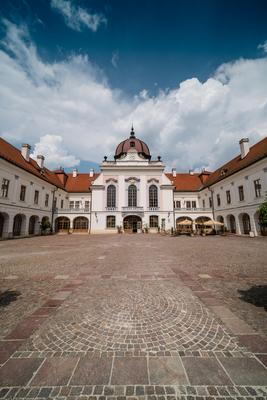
[258,194,267,233]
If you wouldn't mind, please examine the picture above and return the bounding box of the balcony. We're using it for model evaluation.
[106,207,117,211]
[55,208,90,214]
[148,207,159,211]
[174,207,212,212]
[122,206,144,212]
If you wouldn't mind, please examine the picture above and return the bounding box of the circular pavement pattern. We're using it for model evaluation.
[30,280,240,354]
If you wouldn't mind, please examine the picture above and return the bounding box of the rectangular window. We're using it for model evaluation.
[217,194,221,206]
[1,178,9,198]
[226,190,231,204]
[192,201,196,209]
[175,200,181,209]
[61,199,64,209]
[106,215,116,228]
[69,201,74,209]
[20,185,26,201]
[149,215,159,228]
[53,197,57,209]
[202,199,205,208]
[209,197,212,208]
[85,200,90,210]
[186,201,191,209]
[254,179,261,198]
[45,194,49,207]
[34,190,39,205]
[238,185,244,201]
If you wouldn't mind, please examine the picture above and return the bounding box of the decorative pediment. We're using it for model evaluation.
[147,178,159,184]
[106,178,118,184]
[125,177,140,183]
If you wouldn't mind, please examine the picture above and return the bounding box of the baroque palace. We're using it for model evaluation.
[0,128,267,238]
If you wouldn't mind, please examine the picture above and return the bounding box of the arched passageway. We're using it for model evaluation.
[227,214,236,233]
[29,215,39,235]
[73,217,89,232]
[55,217,70,233]
[195,216,212,234]
[13,214,25,236]
[0,213,9,238]
[240,213,251,234]
[176,216,193,234]
[123,215,142,233]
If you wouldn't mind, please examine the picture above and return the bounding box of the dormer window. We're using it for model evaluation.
[130,141,135,147]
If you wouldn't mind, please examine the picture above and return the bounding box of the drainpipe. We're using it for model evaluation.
[208,187,215,220]
[89,190,92,234]
[172,188,176,231]
[51,188,58,233]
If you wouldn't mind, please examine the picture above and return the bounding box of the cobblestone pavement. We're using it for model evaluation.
[0,234,267,399]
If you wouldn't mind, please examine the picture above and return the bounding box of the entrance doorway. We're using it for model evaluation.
[123,215,142,233]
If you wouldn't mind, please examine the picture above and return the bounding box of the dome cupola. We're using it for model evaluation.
[114,126,151,160]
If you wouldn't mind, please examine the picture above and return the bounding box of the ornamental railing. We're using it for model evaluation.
[122,206,144,212]
[174,207,212,212]
[55,208,90,213]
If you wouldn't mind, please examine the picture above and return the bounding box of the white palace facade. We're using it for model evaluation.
[0,128,267,238]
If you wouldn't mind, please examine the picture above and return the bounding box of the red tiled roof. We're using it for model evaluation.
[64,173,100,192]
[165,173,204,191]
[204,136,267,187]
[0,137,64,189]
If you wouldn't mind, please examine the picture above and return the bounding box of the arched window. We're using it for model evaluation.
[128,185,137,207]
[149,185,158,207]
[106,215,116,228]
[107,185,116,208]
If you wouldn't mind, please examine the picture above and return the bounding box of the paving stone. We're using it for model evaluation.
[0,358,43,386]
[181,357,232,385]
[70,356,112,385]
[222,317,256,334]
[149,357,188,385]
[41,299,63,308]
[51,291,72,301]
[30,357,78,386]
[256,354,267,367]
[218,357,267,385]
[0,340,24,364]
[5,317,46,340]
[237,334,267,353]
[111,357,148,384]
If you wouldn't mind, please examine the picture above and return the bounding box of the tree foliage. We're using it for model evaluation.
[258,194,267,226]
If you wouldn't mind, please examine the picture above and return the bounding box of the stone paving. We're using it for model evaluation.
[0,234,267,399]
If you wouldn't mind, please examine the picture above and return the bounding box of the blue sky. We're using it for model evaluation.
[0,0,267,171]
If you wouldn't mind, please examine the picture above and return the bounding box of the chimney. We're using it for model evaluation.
[72,168,78,178]
[37,155,45,168]
[21,144,31,161]
[89,168,94,178]
[239,138,250,159]
[172,168,176,177]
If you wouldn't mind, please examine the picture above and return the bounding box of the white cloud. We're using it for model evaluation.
[31,134,80,169]
[1,19,267,172]
[50,0,106,32]
[111,51,119,68]
[258,40,267,53]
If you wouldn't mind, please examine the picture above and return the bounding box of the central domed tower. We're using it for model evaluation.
[114,127,151,160]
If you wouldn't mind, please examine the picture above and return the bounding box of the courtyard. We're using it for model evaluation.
[0,234,266,399]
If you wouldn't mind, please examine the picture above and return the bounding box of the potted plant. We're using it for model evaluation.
[144,224,149,233]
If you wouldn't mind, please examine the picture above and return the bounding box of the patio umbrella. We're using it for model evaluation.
[177,219,193,225]
[204,219,224,226]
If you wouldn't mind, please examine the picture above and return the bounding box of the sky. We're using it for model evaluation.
[0,0,267,172]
